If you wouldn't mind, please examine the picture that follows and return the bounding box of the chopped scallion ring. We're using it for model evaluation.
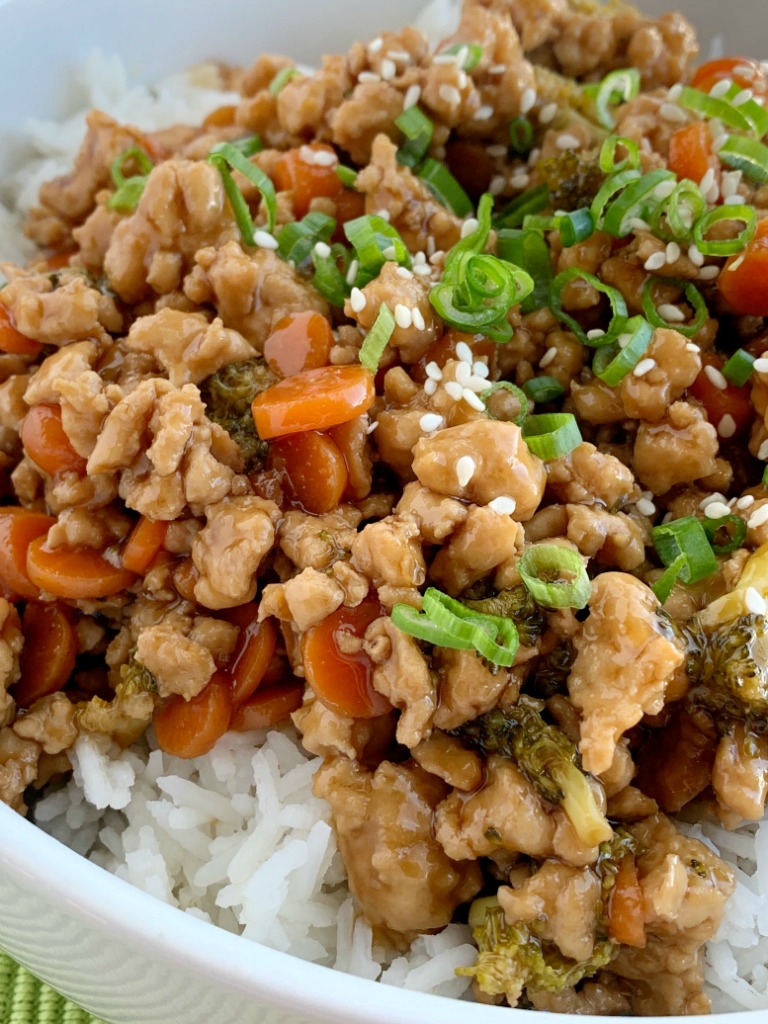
[518,544,591,609]
[522,376,565,403]
[344,214,412,286]
[509,117,534,155]
[441,42,483,70]
[693,204,757,256]
[419,158,474,216]
[722,81,768,138]
[359,303,396,372]
[496,228,553,315]
[590,168,642,229]
[108,146,154,212]
[702,514,748,555]
[549,267,628,347]
[591,316,654,385]
[652,553,686,605]
[227,135,263,157]
[336,165,359,188]
[395,106,434,168]
[521,413,582,461]
[311,242,351,306]
[652,178,706,242]
[208,140,278,236]
[595,68,641,129]
[599,135,641,173]
[652,516,718,585]
[678,85,754,134]
[268,67,302,95]
[717,135,768,184]
[602,169,677,238]
[723,348,756,387]
[522,214,560,232]
[430,253,532,341]
[642,277,708,339]
[277,211,336,265]
[480,381,530,424]
[558,208,595,247]
[493,184,550,230]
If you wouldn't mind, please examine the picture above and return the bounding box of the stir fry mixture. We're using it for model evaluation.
[6,0,768,1013]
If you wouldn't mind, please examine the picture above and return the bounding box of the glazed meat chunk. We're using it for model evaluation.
[547,442,638,509]
[364,616,436,748]
[633,402,719,496]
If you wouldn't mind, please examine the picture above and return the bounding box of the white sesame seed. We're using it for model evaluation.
[688,244,705,267]
[380,58,397,81]
[509,173,531,190]
[461,218,479,239]
[617,333,633,349]
[712,133,728,153]
[419,412,444,433]
[425,362,443,381]
[704,365,728,390]
[721,170,742,198]
[586,329,606,341]
[412,308,426,331]
[465,375,489,394]
[666,241,681,264]
[375,208,391,223]
[634,358,657,378]
[733,87,754,106]
[488,63,507,75]
[368,37,383,54]
[456,341,474,365]
[433,53,458,65]
[312,150,337,167]
[365,419,379,434]
[738,495,757,510]
[556,133,581,150]
[424,378,438,396]
[382,245,397,260]
[462,388,486,412]
[439,84,462,108]
[723,193,745,206]
[660,102,688,123]
[735,64,757,80]
[413,264,432,277]
[299,144,318,164]
[718,414,737,439]
[700,492,728,509]
[455,46,469,69]
[472,361,490,379]
[705,501,733,520]
[474,105,495,121]
[253,230,279,250]
[396,266,413,280]
[394,304,413,329]
[345,259,360,286]
[444,381,463,401]
[358,71,381,84]
[313,241,332,258]
[486,144,508,158]
[349,287,367,313]
[667,83,684,101]
[754,358,768,373]
[644,252,667,272]
[636,498,657,517]
[490,174,507,196]
[685,342,700,353]
[426,237,437,257]
[746,586,768,616]
[653,180,677,202]
[456,455,477,487]
[657,303,686,323]
[699,265,721,280]
[707,182,721,204]
[488,496,517,516]
[759,439,768,461]
[403,84,422,110]
[709,78,733,98]
[540,102,558,124]
[540,346,558,369]
[455,361,472,387]
[520,87,537,115]
[749,505,768,530]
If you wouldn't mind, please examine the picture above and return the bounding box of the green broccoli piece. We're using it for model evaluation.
[118,651,157,696]
[201,359,277,472]
[688,613,768,731]
[537,149,605,211]
[464,585,546,648]
[529,639,574,699]
[454,696,613,847]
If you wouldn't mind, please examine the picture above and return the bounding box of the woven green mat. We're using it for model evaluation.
[0,949,106,1024]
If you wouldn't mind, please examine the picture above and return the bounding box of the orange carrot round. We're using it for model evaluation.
[26,536,137,599]
[0,302,43,357]
[229,681,304,732]
[608,857,647,948]
[263,311,334,379]
[667,122,714,185]
[220,606,278,706]
[153,675,233,758]
[269,430,348,514]
[121,517,169,575]
[0,508,56,600]
[691,57,767,96]
[203,104,237,128]
[688,352,753,436]
[719,217,768,317]
[13,602,77,707]
[252,364,375,439]
[21,404,87,476]
[273,144,343,219]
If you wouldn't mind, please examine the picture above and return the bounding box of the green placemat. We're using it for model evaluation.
[0,949,106,1024]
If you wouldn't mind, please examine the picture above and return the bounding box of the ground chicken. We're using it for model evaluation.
[12,693,77,755]
[547,442,638,509]
[565,504,647,571]
[0,269,121,347]
[0,601,23,729]
[712,724,768,823]
[351,515,426,592]
[277,507,362,570]
[394,482,469,544]
[135,615,238,699]
[633,402,719,496]
[364,616,436,748]
[260,568,345,632]
[410,731,485,792]
[430,504,524,595]
[433,647,515,731]
[0,728,41,813]
[620,328,702,422]
[293,698,396,762]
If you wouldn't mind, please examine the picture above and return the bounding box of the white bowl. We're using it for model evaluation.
[1,1,767,1023]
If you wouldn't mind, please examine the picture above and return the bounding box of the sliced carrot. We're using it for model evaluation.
[269,430,348,514]
[21,404,87,476]
[0,302,43,357]
[302,598,392,719]
[229,681,304,731]
[26,536,137,600]
[719,217,768,317]
[13,603,77,708]
[691,57,768,96]
[0,508,56,600]
[608,857,647,948]
[263,311,334,378]
[121,517,169,575]
[220,605,278,706]
[252,364,375,439]
[273,144,343,219]
[667,122,714,185]
[688,352,753,437]
[203,104,237,128]
[153,675,233,759]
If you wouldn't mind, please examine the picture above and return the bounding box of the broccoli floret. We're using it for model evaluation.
[454,696,612,847]
[537,149,605,211]
[688,613,768,731]
[528,639,574,699]
[464,585,546,648]
[200,359,277,472]
[118,651,157,696]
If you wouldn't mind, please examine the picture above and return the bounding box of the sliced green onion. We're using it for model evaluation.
[430,253,532,341]
[653,178,706,242]
[722,82,768,138]
[277,211,336,265]
[599,135,641,173]
[652,553,686,605]
[496,228,553,315]
[559,208,594,247]
[444,193,493,274]
[395,106,434,168]
[227,135,263,157]
[595,68,641,129]
[702,514,748,555]
[522,376,565,402]
[522,413,582,460]
[509,117,534,155]
[678,85,754,134]
[359,302,395,372]
[591,316,654,385]
[642,277,708,339]
[336,165,359,188]
[718,135,768,184]
[652,516,718,585]
[209,140,278,236]
[722,348,756,387]
[391,604,467,649]
[763,466,768,488]
[108,146,154,212]
[523,214,560,232]
[693,204,757,256]
[590,168,642,229]
[344,214,411,286]
[419,158,473,216]
[519,544,591,609]
[480,381,530,424]
[269,67,302,95]
[493,184,550,230]
[311,242,351,306]
[602,169,677,238]
[441,42,483,70]
[549,267,628,347]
